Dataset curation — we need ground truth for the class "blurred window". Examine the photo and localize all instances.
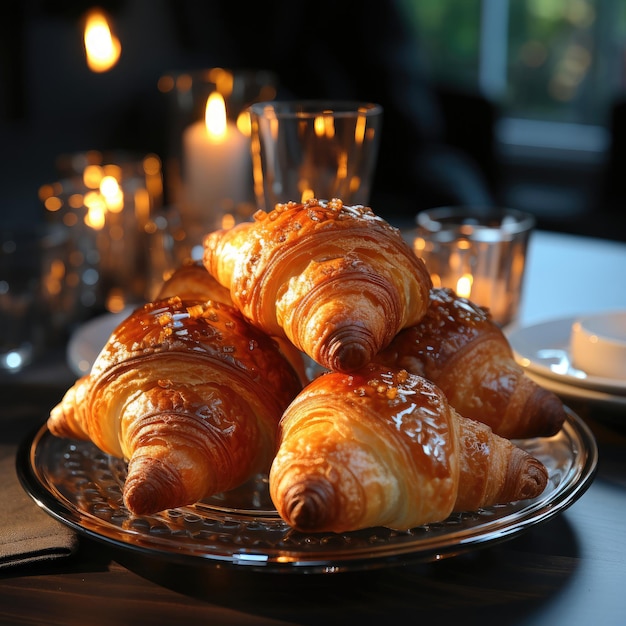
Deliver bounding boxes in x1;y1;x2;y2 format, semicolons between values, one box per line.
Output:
402;0;626;149
400;0;483;91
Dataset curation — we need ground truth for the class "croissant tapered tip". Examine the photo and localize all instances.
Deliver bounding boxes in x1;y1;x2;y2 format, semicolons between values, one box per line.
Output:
329;343;370;373
47;377;90;441
323;327;378;373
123;456;186;515
527;387;568;437
521;458;549;500
279;479;336;532
47;404;68;437
508;450;549;502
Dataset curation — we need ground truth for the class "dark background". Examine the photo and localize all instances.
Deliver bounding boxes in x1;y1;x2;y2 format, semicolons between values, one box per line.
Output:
2;0;625;240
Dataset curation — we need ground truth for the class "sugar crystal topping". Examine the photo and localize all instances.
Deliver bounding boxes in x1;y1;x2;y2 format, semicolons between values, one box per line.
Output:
259;198;386;226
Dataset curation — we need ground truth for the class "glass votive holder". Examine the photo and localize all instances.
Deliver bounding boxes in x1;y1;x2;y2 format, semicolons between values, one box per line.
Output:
55;149;164;211
39;171;156;315
158;68;278;236
0;225;72;372
406;207;536;327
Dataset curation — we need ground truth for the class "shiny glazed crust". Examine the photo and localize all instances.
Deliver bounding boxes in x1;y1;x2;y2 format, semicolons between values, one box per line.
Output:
377;288;567;438
48;297;302;515
203;199;432;373
269;363;548;533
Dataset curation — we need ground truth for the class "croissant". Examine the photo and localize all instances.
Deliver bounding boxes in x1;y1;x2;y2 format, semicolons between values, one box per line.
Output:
156;260;309;384
376;287;566;439
48;297;302;515
269;363;548;533
156;259;232;304
203;198;432;373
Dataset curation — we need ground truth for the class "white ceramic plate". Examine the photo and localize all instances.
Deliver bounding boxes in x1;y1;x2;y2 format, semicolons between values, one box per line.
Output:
507;317;626;396
66;308;134;376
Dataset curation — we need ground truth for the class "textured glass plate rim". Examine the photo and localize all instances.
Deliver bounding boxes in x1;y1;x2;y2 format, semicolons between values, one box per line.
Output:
508;317;626;395
17;408;597;574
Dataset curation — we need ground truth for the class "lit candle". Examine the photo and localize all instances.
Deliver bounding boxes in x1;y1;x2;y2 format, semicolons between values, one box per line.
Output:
455;273;473;299
182;92;251;230
83;8;121;73
408;232;509;323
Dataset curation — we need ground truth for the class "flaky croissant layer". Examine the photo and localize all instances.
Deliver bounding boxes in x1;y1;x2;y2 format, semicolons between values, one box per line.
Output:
48;297;302;515
270;363;548;533
203;198;432;373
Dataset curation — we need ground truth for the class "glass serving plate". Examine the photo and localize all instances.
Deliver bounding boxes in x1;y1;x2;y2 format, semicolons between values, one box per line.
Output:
17;408;597;574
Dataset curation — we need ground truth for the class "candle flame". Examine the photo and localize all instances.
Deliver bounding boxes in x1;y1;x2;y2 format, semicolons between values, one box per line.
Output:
83;9;121;73
205;92;228;140
100;175;124;212
456;274;473;299
84;191;107;230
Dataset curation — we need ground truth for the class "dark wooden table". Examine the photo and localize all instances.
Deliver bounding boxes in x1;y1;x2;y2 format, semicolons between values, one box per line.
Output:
2;231;626;625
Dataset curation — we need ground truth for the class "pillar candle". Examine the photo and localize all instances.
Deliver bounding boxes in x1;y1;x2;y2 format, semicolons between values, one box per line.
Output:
182;93;251;231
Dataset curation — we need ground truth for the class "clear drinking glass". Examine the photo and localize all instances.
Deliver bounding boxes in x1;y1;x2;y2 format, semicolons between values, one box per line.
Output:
249;100;383;211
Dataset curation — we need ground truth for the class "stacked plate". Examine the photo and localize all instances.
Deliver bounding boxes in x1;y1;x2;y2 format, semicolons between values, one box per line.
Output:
507;315;626;412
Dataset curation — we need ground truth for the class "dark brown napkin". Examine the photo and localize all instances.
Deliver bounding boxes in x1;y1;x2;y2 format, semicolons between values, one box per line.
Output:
1;370;80;569
0;451;78;569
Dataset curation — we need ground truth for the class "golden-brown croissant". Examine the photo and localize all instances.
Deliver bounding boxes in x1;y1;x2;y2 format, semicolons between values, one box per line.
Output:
156;260;309;385
269;363;548;533
203;198;432;373
48;297;302;515
376;287;566;439
156;259;232;304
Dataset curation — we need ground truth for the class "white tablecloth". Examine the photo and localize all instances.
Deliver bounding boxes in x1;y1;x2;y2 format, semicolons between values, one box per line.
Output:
518;230;626;328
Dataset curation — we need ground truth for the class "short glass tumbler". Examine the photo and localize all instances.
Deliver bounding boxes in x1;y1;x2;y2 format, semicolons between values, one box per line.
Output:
408;206;535;327
249;100;383;211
